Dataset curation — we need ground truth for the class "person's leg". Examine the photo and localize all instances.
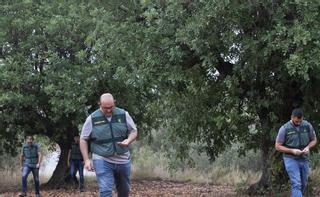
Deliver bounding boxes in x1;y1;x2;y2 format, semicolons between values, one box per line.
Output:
31;167;40;195
93;159;115;197
299;159;310;194
79;160;85;191
70;160;78;186
70;159;75;178
21;165;31;195
75;160;80;188
75;160;82;189
114;162;131;197
284;157;302;197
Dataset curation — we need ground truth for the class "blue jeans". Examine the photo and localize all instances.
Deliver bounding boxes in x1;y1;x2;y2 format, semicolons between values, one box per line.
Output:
70;159;84;189
22;165;40;194
284;157;309;197
93;160;131;197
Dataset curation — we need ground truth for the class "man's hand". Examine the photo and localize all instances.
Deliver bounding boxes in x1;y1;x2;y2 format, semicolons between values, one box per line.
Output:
36;163;40;168
292;149;303;156
20;166;23;171
84;159;94;171
117;139;130;147
302;146;310;154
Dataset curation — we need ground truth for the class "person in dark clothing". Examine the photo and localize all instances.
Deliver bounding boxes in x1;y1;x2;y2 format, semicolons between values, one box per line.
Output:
68;135;85;192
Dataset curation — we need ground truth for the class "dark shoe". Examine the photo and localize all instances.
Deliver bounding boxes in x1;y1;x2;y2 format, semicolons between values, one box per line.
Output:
18;193;26;197
80;188;84;192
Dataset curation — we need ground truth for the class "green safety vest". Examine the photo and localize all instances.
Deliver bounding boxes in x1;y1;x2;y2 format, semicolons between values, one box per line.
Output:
283;120;311;159
71;143;83;160
22;144;39;168
89;107;129;157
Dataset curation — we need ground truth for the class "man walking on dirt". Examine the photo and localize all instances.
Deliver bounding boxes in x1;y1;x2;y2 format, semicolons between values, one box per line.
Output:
68;134;85;192
19;135;42;197
80;93;138;197
275;108;317;197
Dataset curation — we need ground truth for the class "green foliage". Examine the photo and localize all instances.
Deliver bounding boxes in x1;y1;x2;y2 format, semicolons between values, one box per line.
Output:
0;1;150;151
1;0;320;191
132;0;320;191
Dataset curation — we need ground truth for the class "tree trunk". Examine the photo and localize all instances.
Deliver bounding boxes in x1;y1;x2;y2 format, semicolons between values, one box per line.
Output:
43;124;80;188
248;87;301;195
257;137;272;188
248;110;273;195
43;141;72;189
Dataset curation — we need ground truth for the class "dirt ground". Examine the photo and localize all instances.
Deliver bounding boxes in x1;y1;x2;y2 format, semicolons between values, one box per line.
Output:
0;180;249;197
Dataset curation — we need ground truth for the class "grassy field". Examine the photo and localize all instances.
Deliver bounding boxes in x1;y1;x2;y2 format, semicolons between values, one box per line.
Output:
1;143;320;196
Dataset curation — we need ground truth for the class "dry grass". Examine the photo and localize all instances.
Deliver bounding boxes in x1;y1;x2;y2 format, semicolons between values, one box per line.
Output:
208;167;261;185
131;146;171;180
0;168;54;193
131;146;261;185
133;165;261;185
309;168;320;195
0;169;21;191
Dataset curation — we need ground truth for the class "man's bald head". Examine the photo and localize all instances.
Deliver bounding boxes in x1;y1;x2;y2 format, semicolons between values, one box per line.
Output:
100;93;115;117
100;93;114;103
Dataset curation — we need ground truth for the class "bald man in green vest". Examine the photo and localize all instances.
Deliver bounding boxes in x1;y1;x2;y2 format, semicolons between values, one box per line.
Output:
80;93;138;197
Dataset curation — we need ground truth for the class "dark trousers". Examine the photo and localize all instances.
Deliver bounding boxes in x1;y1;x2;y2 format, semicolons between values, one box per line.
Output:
70;159;84;189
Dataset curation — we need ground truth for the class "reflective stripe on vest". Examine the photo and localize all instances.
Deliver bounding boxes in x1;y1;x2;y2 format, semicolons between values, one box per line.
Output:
89;107;129;157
